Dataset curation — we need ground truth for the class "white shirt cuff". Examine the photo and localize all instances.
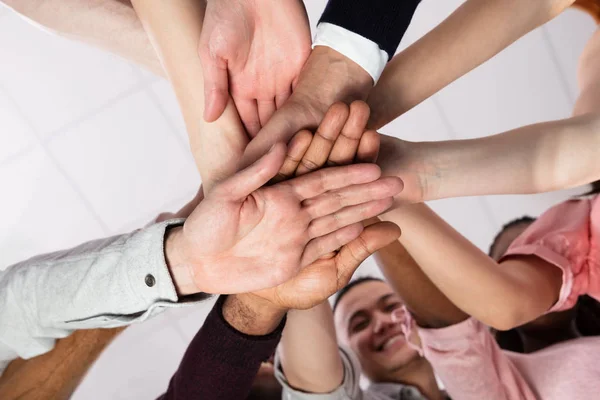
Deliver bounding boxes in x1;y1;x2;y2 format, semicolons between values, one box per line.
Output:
313;22;388;84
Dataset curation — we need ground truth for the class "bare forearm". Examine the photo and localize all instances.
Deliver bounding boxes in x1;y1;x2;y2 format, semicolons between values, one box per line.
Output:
3;0;164;77
130;0;247;190
381;113;600;201
368;0;574;129
435;114;600;197
223;294;286;336
279;302;343;393
382;204;560;330
374;213;468;328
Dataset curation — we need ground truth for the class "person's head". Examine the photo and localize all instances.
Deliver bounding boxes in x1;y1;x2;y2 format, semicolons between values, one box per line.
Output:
332;277;422;382
488;215;536;261
247;360;281;400
586;179;600;196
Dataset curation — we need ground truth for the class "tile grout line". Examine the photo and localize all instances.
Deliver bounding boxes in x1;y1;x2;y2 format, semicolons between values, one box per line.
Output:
540;25;576;107
0;143;37;169
41;78;157;146
111;188;197;235
1;85;111;234
431;96;459;140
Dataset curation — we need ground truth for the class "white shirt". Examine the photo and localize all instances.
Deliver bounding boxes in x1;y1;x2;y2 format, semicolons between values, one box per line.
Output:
0;219;206;375
313;23;389;84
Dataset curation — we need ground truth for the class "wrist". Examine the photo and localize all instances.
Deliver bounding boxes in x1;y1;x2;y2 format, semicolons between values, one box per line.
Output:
164;225;199;296
294;46;373;114
223;294;287;336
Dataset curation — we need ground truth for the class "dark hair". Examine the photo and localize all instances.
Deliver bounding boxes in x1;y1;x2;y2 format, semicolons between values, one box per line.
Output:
333;276;384;312
490;214;600;352
584;180;600;196
246;385;282;400
488;215;536;257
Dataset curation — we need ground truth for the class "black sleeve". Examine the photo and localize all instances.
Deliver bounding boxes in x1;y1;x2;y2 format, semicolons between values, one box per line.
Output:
157;295;285;400
319;0;422;59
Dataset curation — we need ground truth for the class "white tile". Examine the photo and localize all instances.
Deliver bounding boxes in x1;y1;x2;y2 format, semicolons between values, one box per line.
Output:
482;186;586;231
427;197;498;251
72;324;188;400
172;298;217;342
435;27;572;139
303;0;327;36
379;97;452;142
149;80;189;147
544;9;598;101
0;13;141;137
0;148;105;270
47;92;200;232
0;89;36;164
398;0;465;52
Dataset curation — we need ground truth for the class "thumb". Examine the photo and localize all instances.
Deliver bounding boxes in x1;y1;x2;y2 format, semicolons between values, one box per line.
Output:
201;52;230;122
216;143;287;201
336;222;401;287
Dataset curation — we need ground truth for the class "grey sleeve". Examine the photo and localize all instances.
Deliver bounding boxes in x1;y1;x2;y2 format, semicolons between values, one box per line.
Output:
0;219;208;362
274;346;364;400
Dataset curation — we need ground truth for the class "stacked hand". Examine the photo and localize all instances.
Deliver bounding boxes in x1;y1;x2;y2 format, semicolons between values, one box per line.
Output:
166;104;402;296
241;47;374;167
249;101;401;311
199;0;311;136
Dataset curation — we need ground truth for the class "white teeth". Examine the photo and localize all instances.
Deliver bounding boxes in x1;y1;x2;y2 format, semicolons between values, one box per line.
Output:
382;335;402;350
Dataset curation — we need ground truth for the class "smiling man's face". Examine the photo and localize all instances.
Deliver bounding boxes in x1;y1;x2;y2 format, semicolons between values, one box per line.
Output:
334;280;421;382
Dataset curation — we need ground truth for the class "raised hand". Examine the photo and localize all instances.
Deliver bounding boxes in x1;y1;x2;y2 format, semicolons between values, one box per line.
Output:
165;141;402;295
199;0;311;135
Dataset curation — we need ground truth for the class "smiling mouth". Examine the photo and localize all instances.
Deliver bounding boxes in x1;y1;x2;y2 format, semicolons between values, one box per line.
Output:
376;334;405;352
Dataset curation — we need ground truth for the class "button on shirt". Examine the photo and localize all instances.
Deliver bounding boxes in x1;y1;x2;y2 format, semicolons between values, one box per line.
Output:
0;219;208;376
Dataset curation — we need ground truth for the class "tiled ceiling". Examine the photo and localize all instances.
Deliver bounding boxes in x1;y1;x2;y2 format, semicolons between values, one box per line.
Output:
0;1;595;398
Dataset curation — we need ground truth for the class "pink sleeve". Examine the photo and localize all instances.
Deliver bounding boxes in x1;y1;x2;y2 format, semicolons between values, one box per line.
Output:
418;318;537;400
501;199;594;312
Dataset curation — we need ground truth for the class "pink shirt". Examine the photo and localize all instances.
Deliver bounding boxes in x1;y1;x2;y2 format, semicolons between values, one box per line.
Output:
418;318;600;400
503;195;600;312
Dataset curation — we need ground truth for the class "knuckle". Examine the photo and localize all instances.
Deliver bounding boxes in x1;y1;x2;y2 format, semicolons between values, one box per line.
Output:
299;158;320;172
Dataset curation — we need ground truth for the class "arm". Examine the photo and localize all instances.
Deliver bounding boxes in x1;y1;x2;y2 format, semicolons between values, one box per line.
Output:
271;102;383;397
372;210;468;329
158;294;286;400
377;113;600;203
278;303;343;393
367;0;576;129
0;219;199;362
130;0;246;191
374;211;539;400
0;191;202;398
379;203;563;331
315;0;422;83
0;327;125;400
240;0;423;167
1;0;164;77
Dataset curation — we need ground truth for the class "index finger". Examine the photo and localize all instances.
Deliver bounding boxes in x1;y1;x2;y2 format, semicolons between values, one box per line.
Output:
287;163;382;200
